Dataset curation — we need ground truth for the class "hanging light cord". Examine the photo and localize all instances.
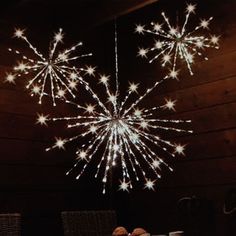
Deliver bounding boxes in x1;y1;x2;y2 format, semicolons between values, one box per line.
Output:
114;19;119;97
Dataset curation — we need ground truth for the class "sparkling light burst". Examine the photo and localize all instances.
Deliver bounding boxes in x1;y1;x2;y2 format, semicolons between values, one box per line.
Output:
6;28;94;106
136;3;220;75
38;73;192;193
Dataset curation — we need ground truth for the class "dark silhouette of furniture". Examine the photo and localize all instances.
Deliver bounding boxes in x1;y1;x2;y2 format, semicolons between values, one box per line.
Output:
61;210;117;236
0;213;21;236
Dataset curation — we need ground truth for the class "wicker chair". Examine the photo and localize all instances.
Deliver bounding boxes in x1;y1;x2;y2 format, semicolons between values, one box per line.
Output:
61;210;117;236
0;213;21;236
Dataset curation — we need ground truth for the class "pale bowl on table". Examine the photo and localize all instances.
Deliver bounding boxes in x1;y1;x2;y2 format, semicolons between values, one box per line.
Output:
169;231;184;236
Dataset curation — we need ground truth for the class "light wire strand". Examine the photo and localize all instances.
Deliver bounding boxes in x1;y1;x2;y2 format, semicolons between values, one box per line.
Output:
114;19;119;97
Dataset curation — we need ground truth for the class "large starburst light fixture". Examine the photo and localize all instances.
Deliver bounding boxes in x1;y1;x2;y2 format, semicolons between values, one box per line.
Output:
38;23;192;193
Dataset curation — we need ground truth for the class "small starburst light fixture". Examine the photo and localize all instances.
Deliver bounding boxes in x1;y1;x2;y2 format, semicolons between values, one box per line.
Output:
6;28;93;105
136;3;220;75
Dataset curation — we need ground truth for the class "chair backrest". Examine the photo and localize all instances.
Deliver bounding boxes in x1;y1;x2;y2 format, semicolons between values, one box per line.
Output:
0;213;21;236
61;210;117;236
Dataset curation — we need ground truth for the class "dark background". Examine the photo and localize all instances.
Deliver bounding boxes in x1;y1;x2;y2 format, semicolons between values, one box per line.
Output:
0;0;235;235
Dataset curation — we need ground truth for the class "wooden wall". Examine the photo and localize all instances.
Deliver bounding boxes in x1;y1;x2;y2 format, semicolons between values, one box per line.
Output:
0;23;114;236
0;0;235;235
107;0;236;235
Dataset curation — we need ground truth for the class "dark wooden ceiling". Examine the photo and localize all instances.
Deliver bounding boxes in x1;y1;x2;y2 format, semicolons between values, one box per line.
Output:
0;0;159;31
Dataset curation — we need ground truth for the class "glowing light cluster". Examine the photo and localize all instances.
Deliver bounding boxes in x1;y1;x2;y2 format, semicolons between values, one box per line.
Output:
136;3;220;75
6;28;95;106
37;74;192;193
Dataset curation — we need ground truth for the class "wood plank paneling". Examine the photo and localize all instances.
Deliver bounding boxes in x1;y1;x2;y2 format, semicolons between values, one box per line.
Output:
0;165;69;185
152;76;236;113
0;87;80;116
134;50;236;95
0;137;78;163
164;156;236;187
172;102;236;133
179;128;236;160
0;111;77;142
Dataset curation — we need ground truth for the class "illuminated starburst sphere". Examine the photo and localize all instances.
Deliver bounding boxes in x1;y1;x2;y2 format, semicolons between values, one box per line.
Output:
6;28;95;106
136;3;220;75
38;74;192;193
